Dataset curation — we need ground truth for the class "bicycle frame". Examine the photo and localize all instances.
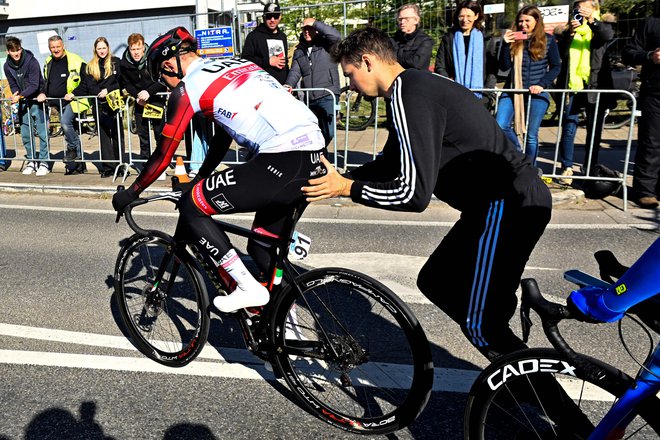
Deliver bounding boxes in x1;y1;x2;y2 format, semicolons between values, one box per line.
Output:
120;191;336;359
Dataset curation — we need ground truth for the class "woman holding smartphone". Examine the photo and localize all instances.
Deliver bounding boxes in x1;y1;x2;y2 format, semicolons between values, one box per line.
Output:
495;5;561;166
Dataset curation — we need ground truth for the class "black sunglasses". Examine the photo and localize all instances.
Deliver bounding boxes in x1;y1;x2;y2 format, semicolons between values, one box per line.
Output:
265;13;281;20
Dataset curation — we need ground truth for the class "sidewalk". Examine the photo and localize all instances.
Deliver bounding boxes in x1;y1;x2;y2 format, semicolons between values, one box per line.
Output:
0;120;651;213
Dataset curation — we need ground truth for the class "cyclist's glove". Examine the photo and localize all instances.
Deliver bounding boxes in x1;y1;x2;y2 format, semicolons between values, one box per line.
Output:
112;187;138;212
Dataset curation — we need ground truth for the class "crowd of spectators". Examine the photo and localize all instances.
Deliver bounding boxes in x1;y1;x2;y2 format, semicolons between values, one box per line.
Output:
0;0;657;208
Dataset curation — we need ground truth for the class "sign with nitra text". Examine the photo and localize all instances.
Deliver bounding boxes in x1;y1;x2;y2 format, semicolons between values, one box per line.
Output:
195;27;234;58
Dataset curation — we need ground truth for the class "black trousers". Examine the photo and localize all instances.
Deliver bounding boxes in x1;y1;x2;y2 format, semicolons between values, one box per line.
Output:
633;94;660;199
95;107;124;173
134;108;165;160
417;191;551;361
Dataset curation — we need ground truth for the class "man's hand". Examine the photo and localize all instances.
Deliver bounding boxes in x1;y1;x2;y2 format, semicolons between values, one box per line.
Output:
301;155;352;202
112;187;138;213
137;90;150;102
269;55;286;69
11;91;21;105
63;93;75;101
302;18;316;28
37;93;47;103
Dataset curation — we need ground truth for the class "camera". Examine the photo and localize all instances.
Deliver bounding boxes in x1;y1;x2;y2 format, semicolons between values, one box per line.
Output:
573;9;584;25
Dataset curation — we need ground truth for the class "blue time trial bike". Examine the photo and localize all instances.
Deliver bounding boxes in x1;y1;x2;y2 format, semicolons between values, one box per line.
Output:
464;236;660;439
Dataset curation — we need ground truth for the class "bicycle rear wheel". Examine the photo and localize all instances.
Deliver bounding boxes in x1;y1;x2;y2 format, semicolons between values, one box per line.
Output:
336;86;377;131
114;233;210;367
271;268;434;435
464;347;660;439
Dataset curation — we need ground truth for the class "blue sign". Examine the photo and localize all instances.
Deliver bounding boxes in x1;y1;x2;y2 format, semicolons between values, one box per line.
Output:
195;27;234;58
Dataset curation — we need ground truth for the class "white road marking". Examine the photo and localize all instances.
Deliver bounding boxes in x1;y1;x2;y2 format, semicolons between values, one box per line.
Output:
0;204;656;229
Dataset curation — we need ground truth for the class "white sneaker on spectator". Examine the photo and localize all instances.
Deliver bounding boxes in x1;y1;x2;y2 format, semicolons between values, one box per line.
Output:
35;163;50;177
188;169;198;179
22;162;37;175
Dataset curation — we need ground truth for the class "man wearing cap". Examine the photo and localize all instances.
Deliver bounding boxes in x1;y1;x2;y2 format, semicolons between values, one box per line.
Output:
242;2;289;84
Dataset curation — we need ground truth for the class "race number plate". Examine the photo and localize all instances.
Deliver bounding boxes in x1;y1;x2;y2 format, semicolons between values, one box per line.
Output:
289;231;311;260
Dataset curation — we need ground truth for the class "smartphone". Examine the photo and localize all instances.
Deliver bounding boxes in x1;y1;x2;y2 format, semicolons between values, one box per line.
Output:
573;9;584;25
512;31;528;40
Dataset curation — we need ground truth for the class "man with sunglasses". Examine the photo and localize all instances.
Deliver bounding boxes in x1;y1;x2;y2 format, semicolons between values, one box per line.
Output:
242;2;289;84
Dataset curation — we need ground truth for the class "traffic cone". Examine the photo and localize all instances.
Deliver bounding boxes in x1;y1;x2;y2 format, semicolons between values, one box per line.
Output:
174;156;190;183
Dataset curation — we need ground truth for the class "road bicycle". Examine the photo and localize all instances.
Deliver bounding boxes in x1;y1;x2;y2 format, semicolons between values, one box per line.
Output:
464;240;660;439
336;86;378;131
113;189;434;434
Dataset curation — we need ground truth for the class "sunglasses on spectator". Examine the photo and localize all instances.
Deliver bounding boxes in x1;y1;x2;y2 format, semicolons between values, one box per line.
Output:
265;14;281;20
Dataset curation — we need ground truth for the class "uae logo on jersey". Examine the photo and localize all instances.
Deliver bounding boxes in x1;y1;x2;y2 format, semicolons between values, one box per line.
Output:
211;194;234;212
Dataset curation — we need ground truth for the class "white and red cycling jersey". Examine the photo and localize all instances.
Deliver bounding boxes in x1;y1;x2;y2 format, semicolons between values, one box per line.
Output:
131;57;324;193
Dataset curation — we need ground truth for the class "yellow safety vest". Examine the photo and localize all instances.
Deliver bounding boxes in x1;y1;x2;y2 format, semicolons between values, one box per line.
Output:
44;50;90;113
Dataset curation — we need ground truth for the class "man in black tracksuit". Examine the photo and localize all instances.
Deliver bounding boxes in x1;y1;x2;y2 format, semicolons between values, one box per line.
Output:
303;28;552;361
242;2;289;85
623;11;660;209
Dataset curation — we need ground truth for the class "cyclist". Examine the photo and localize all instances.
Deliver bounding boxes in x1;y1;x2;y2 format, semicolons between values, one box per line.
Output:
112;27;327;313
303;27;552;361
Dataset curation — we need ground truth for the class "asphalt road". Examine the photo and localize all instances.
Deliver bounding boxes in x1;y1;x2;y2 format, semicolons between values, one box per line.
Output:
0;192;658;440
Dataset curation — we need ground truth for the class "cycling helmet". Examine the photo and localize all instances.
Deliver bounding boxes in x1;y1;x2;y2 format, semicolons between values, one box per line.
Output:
146;27;197;80
582;164;622;199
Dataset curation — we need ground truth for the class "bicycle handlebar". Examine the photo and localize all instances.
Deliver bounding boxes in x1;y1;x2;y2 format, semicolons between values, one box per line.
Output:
114;185;181;236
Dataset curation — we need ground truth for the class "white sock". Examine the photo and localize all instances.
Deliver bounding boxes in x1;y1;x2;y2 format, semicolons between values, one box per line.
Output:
213;249;269;313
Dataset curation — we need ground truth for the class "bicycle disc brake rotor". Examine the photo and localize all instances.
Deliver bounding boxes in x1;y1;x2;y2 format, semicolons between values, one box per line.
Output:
133;284;165;332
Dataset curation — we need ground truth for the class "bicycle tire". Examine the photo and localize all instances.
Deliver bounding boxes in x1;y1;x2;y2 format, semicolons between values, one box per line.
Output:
336;86;377;131
114;233;210;367
464;347;660;439
271;268;434;435
129;105;138;134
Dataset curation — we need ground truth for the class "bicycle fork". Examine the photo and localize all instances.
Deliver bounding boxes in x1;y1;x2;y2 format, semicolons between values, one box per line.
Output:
590;345;660;439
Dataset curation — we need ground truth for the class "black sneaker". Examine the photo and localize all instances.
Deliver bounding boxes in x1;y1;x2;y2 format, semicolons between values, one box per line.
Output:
64;149;78;163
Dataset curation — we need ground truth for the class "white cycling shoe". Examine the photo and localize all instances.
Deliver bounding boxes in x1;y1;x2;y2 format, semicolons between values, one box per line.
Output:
213;285;269;313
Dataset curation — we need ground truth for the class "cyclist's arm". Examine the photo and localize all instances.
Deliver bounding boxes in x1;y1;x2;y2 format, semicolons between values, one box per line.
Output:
129;84;195;194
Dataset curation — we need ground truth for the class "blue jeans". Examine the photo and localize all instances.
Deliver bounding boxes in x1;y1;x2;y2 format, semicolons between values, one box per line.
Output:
0;115;6;168
20;102;48;162
559;94;607;170
495;94;549;166
58;103;82;157
308;94;337;148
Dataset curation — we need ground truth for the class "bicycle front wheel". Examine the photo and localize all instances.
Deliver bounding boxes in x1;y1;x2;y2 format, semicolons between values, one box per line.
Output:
464;347;660;439
114;233;210;367
271;268;433;435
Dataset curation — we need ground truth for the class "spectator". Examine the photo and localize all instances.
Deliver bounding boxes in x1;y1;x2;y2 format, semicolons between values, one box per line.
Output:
285;17;341;147
71;37;123;178
555;0;615;184
304;27;552;361
623;11;660;209
434;0;498;105
391;3;433;70
242;2;289;85
120;33;167;172
0;116;6;171
37;35;90;175
3;37;49;176
495;6;561;166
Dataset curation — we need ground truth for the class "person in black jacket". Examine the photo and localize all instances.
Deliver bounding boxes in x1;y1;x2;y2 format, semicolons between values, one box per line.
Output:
390;3;433;70
304;27;552;362
242;2;289;84
623;11;660;209
120;33;167;170
285;18;341;147
3;37;49;175
70;37;124;177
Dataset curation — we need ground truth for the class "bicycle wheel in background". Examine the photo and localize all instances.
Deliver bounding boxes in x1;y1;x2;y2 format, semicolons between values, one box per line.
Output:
271;268;434;435
464;347;660;439
114;233;210;367
336;86;377;131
